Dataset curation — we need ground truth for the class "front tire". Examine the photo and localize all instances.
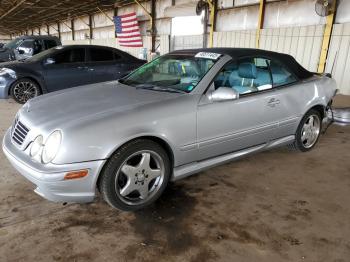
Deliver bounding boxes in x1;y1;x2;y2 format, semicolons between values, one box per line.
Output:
290;109;322;152
10;78;41;104
98;139;171;211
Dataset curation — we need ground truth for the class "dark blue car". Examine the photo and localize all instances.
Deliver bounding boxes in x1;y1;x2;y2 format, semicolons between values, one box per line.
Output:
0;45;146;103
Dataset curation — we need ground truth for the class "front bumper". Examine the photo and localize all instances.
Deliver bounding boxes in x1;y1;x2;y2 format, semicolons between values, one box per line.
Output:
0;75;16;99
2;128;106;203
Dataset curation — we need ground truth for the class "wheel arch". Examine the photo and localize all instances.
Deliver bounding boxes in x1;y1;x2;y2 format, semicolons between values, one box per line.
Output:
96;135;175;189
307;104;326;120
9;76;43;96
136;136;175;169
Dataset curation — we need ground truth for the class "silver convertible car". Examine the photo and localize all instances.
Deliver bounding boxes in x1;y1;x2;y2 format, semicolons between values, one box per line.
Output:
3;48;337;211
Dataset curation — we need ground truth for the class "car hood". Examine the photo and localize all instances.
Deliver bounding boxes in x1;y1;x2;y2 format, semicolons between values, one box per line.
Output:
21;81;183;129
0;60;29;69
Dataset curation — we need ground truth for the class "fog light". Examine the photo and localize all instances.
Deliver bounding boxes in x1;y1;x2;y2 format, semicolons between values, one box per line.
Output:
64;170;88;180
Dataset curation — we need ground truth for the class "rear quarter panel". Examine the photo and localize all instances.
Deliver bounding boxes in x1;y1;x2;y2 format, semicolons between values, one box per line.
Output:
275;75;337;135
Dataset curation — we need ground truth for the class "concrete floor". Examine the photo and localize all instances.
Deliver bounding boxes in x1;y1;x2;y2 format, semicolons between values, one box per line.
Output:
0;96;349;262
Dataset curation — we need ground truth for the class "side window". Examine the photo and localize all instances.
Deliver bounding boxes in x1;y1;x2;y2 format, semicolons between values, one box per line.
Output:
213;57;272;95
89;48;114;62
113;51;122;61
19;40;34;49
53;48;85;64
253;58;273;90
44;40;58;49
33;40;43;55
18;40;34;55
270;60;297;87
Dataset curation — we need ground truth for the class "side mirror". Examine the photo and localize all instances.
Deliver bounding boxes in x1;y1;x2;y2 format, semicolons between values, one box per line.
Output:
44;58;55;65
18;49;25;55
208;87;239;102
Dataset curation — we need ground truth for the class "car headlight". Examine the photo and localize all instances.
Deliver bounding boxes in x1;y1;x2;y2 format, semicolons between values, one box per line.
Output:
42;131;62;164
0;68;16;78
30;135;43;157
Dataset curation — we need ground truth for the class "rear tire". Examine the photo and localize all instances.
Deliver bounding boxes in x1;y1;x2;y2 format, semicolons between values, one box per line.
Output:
10;78;41;104
289;109;322;152
98;139;171;211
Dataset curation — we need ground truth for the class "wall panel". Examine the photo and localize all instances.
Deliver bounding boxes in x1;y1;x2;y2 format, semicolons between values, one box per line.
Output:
171;35;203;51
326;23;350;95
160;35;170;55
91;38;117;48
213;30;256;48
259;25;324;72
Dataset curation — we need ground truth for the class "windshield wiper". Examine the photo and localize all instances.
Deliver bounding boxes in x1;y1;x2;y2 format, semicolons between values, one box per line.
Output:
136;84;186;94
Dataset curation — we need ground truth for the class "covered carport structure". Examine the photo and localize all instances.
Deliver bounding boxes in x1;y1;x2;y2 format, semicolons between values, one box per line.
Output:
0;1;350;261
1;1;350;95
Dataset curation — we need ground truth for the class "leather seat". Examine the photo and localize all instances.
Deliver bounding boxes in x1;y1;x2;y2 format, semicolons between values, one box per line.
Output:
214;62;238;88
255;68;272;88
231;63;257;94
269;62;295;85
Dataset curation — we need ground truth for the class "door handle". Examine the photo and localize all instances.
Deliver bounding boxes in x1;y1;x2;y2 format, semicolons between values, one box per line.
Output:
267;98;280;107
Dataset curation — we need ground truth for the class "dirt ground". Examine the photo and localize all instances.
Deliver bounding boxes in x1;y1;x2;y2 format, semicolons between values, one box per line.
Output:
0;96;349;262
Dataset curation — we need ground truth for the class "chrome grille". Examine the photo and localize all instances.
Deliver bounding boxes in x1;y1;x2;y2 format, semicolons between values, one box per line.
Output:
12;119;29;146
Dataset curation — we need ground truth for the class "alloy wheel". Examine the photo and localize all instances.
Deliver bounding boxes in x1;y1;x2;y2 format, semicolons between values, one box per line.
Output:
115;150;165;205
13;81;38;103
301;114;321;149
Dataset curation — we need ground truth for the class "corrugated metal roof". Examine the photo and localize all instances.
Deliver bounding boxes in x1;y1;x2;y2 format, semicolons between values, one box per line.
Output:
0;0;139;35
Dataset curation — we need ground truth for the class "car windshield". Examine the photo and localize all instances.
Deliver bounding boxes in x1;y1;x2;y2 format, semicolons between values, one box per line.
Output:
4;38;23;49
121;53;219;93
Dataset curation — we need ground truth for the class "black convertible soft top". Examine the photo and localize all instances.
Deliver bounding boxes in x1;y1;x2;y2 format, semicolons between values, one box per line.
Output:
170;48;314;80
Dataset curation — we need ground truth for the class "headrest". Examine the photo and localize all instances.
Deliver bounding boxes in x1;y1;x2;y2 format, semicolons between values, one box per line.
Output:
225;62;238;71
269;62;284;74
238;63;257;79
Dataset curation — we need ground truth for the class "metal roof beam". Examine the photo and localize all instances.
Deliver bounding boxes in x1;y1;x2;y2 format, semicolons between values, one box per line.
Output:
0;0;27;21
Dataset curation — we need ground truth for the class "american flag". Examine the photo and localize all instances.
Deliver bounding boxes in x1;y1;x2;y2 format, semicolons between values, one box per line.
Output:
114;12;143;47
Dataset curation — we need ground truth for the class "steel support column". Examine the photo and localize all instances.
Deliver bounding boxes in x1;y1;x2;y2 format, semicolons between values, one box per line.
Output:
256;0;265;48
203;5;209;48
151;0;156;52
318;0;337;73
57;22;61;40
134;0;154;51
207;0;217;48
89;15;93;39
114;7;118;38
71;19;75;40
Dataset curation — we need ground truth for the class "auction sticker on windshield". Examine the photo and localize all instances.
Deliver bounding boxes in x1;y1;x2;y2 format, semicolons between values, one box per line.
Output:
195;52;221;60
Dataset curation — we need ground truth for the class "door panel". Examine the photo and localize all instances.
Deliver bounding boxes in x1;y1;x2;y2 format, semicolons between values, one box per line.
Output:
44;64;91;92
267;86;305;139
43;47;91;92
86;47;124;83
268;60;302;138
196;93;279;161
86;61;121;83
